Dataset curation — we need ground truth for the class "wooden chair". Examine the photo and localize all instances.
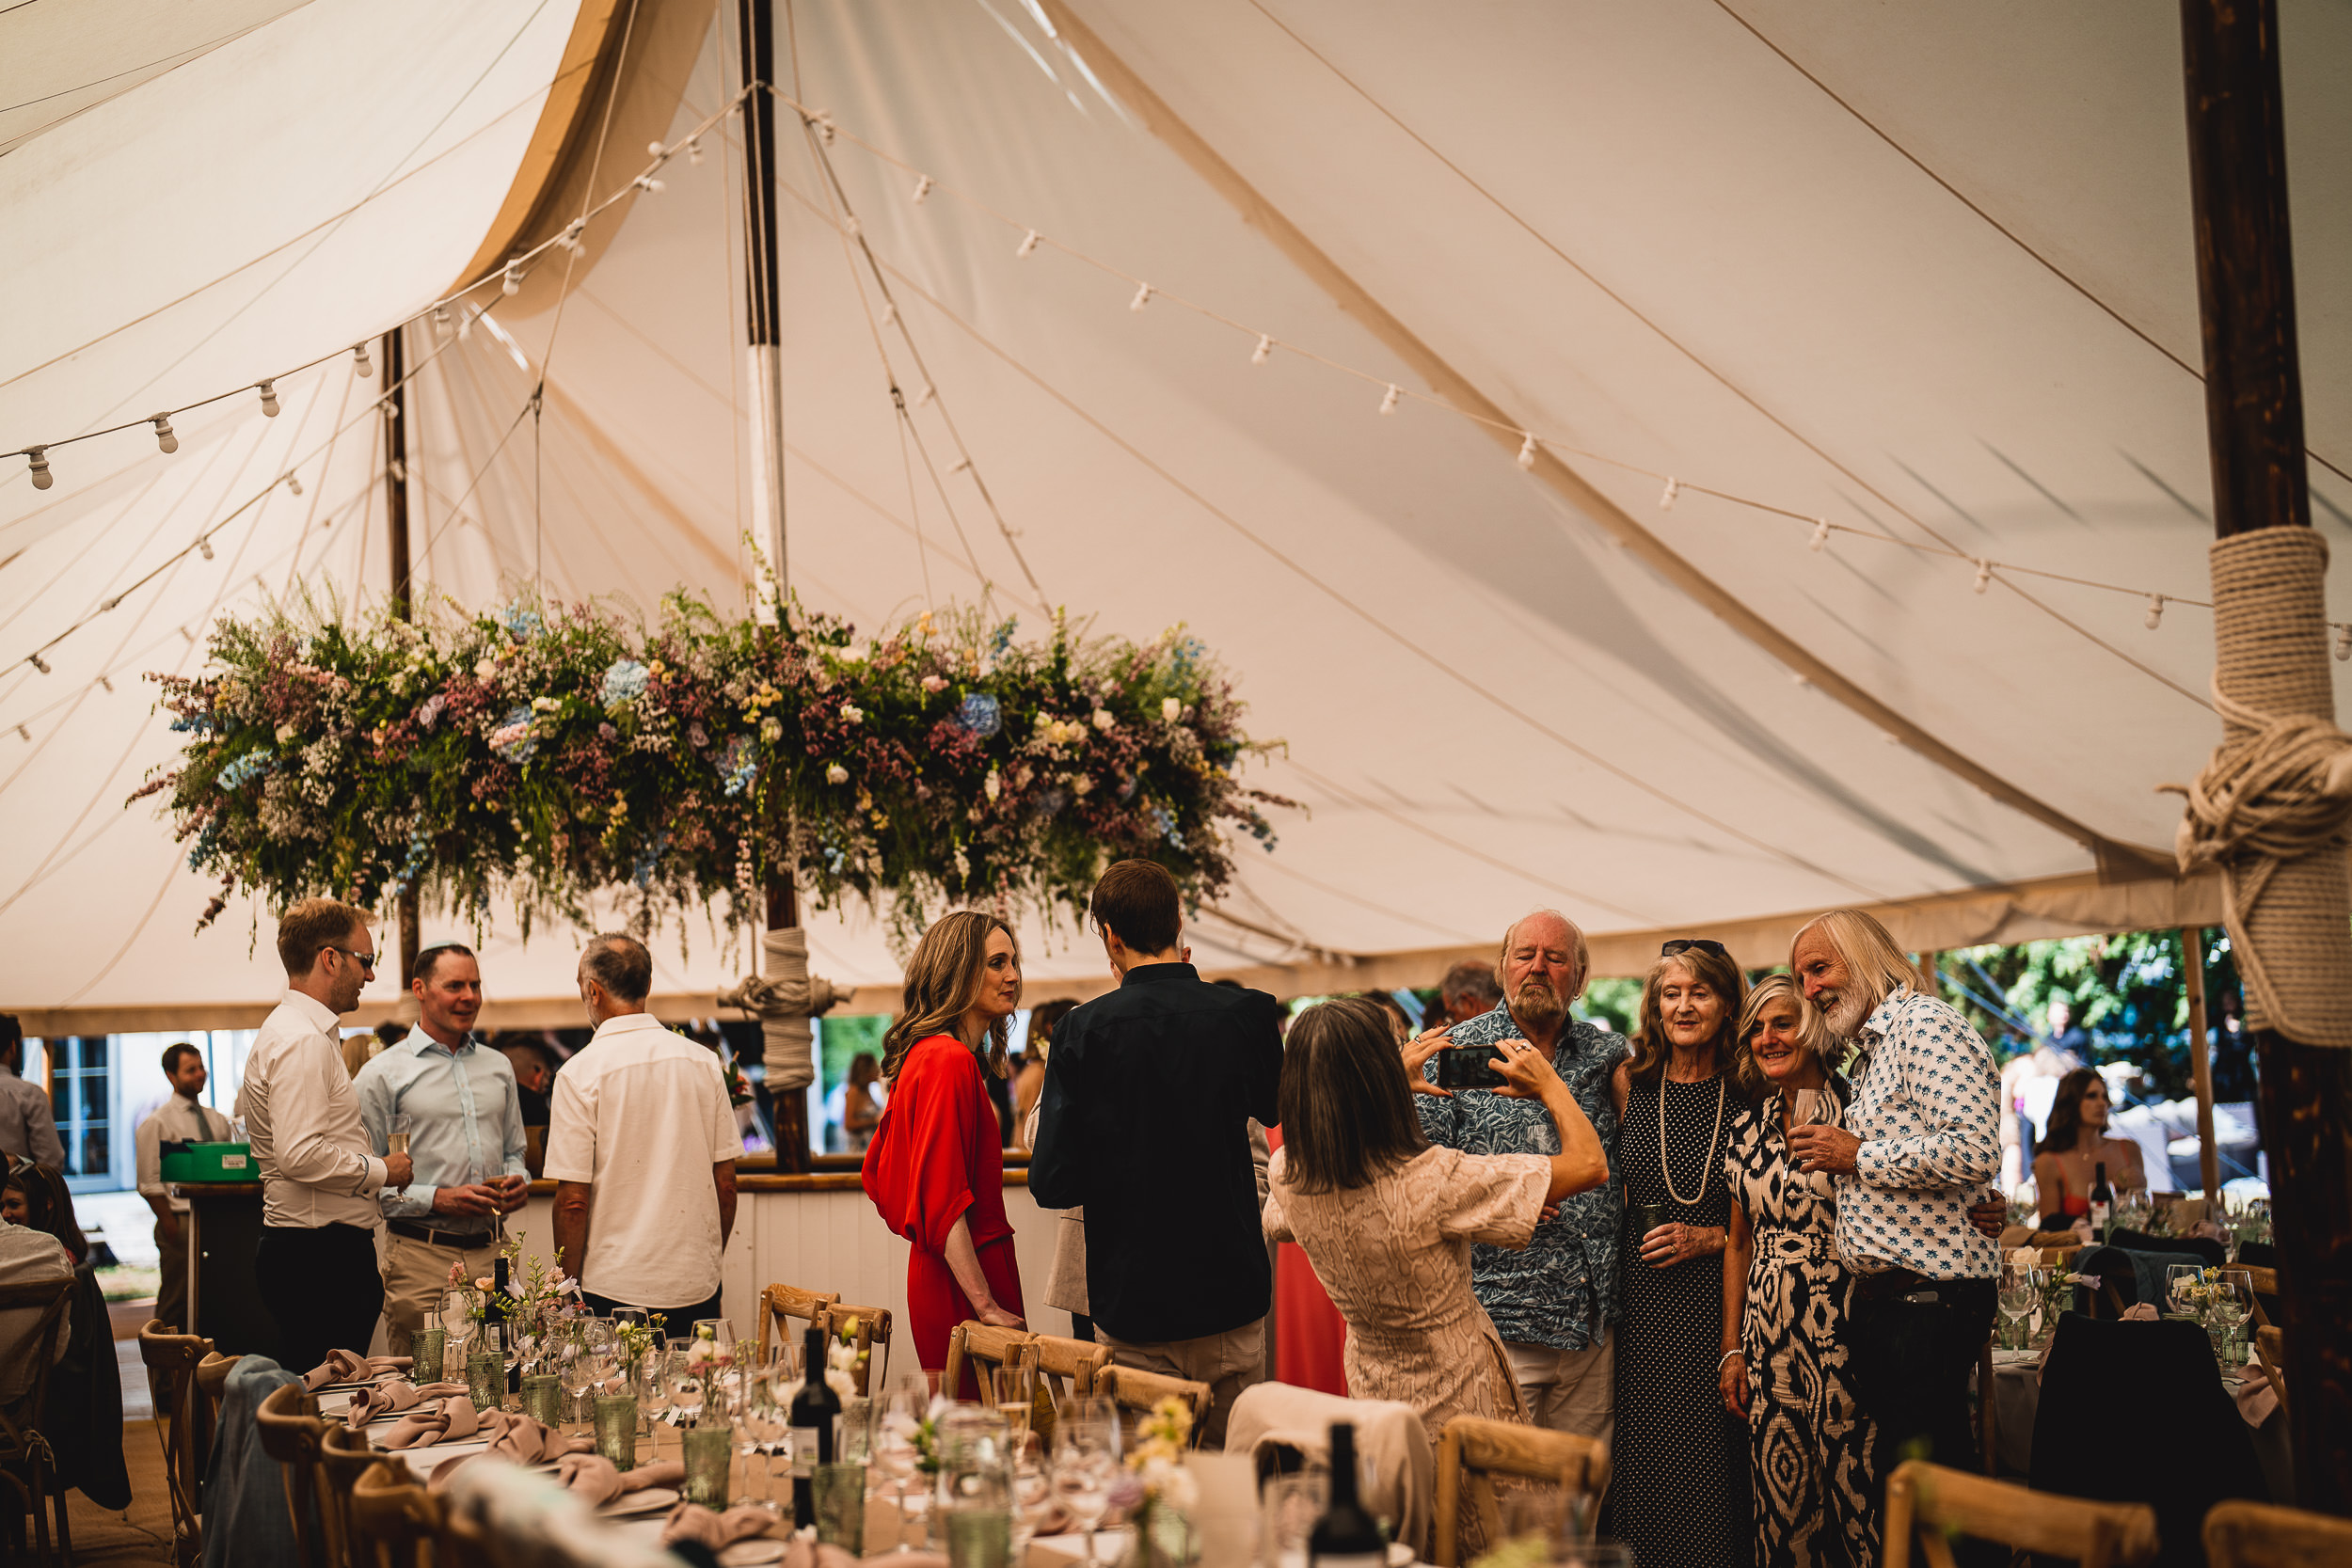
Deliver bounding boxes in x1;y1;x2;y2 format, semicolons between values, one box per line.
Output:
755;1283;839;1366
1432;1415;1610;1568
1028;1332;1111;1404
1094;1365;1213;1448
0;1275;75;1568
2203;1498;2352;1566
256;1381;337;1568
942;1322;1034;1403
822;1302;895;1396
138;1319;218;1567
2253;1326;2287;1422
348;1460;441;1568
318;1423;385;1568
1883;1459;2158;1568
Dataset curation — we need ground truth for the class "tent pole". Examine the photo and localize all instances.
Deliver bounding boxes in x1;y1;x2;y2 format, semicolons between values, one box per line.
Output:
2180;927;2222;1202
2178;0;2348;1510
383;325;421;993
736;0;809;1172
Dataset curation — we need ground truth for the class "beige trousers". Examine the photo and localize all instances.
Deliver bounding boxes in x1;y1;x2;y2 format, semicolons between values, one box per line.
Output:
381;1230;503;1362
1098;1317;1265;1450
1504;1332;1615;1449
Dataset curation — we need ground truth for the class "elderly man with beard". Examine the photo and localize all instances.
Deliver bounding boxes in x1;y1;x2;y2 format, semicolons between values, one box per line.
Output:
1410;911;1627;1442
1788;909;2001;1481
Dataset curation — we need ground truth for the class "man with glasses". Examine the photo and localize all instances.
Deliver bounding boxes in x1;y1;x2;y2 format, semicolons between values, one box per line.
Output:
1410;910;1628;1443
237;898;413;1371
356;942;529;1361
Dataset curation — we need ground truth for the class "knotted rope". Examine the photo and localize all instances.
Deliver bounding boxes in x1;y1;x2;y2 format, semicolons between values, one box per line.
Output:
2165;527;2352;1048
717;927;843;1092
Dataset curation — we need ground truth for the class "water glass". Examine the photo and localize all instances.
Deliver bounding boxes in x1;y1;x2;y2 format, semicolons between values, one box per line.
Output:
814;1461;867;1551
1050;1414;1117;1566
411;1327;446;1385
1995;1263;2037;1349
2166;1264;2211;1320
682;1423;733;1506
876;1381;928;1552
595;1393;640;1466
939;1440;1013;1568
468;1323;509;1410
521;1372;564;1427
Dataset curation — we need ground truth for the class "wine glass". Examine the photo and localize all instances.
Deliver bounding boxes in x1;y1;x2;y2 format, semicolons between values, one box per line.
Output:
993;1364;1034;1446
564;1321;618;1433
440;1290;478;1367
639;1348;674;1458
1996;1264;2038;1350
2167;1263;2210;1320
694;1319;738;1357
1008;1433;1052;1568
2209;1271;2250;1361
1051;1411;1117;1564
734;1356;787;1509
666;1340;707;1430
875;1375;928;1552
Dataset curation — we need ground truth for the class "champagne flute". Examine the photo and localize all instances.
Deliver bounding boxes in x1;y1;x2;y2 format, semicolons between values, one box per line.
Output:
388;1113;413;1156
639;1349;674;1459
875;1377;927;1552
1996;1263;2037;1349
993;1363;1034;1445
1051;1412;1116;1564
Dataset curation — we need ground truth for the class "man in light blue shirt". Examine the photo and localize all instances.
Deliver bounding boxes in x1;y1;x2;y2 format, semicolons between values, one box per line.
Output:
355;942;529;1360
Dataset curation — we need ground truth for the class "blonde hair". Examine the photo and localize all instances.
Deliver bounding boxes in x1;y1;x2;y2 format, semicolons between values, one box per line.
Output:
1499;910;1591;1003
1794;909;1919;1024
1730;974;1832;1101
881;911;1021;1081
1629;945;1747;1088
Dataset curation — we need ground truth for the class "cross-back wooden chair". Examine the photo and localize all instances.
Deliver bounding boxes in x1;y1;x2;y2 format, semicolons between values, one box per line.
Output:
1094;1365;1212;1449
1028;1332;1111;1405
1;1275;76;1568
1883;1459;2158;1568
2203;1498;2352;1566
942;1322;1033;1404
822;1303;895;1396
348;1459;441;1568
138;1319;218;1566
1432;1415;1610;1568
256;1381;342;1568
755;1283;839;1366
318;1423;388;1568
2253;1326;2287;1422
196;1352;240;1422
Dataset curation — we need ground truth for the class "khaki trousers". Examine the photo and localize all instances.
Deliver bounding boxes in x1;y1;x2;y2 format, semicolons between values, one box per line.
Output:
1098;1317;1265;1449
1504;1332;1615;1449
381;1230;503;1362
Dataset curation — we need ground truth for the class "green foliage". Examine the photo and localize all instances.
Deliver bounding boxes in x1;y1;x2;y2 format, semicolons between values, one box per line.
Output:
1575;977;1641;1037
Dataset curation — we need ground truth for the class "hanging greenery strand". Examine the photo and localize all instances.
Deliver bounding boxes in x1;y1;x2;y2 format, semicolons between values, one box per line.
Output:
137;591;1292;942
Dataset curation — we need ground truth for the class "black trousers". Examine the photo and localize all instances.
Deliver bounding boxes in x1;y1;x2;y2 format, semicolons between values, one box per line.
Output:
1843;1272;1996;1479
256;1223;385;1375
584;1287;723;1335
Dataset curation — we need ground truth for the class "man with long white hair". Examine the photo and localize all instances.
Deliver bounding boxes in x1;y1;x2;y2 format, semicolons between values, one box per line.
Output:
1787;908;2000;1480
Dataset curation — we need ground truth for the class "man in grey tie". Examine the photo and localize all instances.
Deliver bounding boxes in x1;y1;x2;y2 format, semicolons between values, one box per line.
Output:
135;1043;233;1333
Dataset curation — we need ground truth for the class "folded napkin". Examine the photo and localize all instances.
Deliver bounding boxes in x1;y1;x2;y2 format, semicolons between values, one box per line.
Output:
344;1379;469;1431
660;1502;778;1550
2236;1348;2281;1427
304;1349;413;1391
550;1453;687;1507
381;1394;483;1449
481;1409;598;1466
2121;1304;2160;1322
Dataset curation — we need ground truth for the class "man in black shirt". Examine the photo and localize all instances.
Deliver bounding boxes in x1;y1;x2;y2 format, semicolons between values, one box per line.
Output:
1030;860;1282;1445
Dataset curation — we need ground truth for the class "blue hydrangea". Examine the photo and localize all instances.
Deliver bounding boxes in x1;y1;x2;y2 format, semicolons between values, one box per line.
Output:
990;620;1017;655
600;659;649;710
1168;635;1206;681
501;604;543;640
169;713;215;734
721;736;757;798
955;693;1003;737
1151;803;1184;847
215;750;273;790
491;705;538;763
631;832;671;888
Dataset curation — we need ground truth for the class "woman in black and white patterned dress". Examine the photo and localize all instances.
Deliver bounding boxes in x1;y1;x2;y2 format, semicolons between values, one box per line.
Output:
1609;940;1749;1568
1718;974;1875;1568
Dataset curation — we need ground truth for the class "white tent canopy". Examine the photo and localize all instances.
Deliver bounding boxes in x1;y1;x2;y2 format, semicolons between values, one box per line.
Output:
5;0;2344;1028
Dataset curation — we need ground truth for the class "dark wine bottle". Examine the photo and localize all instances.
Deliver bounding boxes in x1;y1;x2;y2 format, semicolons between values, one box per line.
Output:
1309;1422;1385;1568
789;1324;841;1529
489;1256;518;1393
2089;1161;2113;1243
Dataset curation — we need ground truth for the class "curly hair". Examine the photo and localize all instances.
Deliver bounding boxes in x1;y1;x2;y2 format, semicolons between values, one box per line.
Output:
1628;943;1749;1090
880;911;1022;1080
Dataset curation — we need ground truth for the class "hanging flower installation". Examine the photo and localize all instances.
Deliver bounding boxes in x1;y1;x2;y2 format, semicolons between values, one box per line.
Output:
138;594;1291;939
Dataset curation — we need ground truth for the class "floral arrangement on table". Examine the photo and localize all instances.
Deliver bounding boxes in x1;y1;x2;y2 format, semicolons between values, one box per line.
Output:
824;1315;870;1401
1109;1395;1199;1565
140;592;1291;942
2040;1268;2099;1337
444;1234;583;1332
613;1310;667;1373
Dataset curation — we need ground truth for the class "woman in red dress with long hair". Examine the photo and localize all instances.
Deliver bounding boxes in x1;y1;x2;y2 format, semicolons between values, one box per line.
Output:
861;910;1028;1395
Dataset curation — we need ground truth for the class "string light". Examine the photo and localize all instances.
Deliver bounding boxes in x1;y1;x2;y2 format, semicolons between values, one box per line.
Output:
1129;282;1153;312
1378;384;1400;416
99;675;113;693
1660;476;1678;510
2145;594;2166;630
913;383;935;408
285;472;303;496
1973;560;1994;593
353;342;373;378
26;447;51;489
433;306;453;336
880;300;897;325
812;109;837;145
151;415;177;453
14;726;25;742
257;380;280;417
912;174;933;203
198;536;213;560
647;140;666;159
177;626;195;644
841;214;860;238
1017;230;1040;258
29;654;51;674
2338;626;2351;661
688;136;705;166
1516;433;1537;469
502;263;526;296
950;456;973;474
1808;518;1830;552
1250;334;1272;366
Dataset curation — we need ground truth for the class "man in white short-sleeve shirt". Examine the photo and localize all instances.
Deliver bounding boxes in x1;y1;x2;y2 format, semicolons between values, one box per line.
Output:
546;932;742;1323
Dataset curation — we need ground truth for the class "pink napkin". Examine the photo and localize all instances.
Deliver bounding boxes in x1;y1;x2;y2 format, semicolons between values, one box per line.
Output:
2121;1304;2159;1322
2236;1349;2281;1427
551;1452;688;1506
476;1409;597;1466
380;1394;483;1449
305;1350;413;1391
344;1380;468;1431
660;1502;778;1550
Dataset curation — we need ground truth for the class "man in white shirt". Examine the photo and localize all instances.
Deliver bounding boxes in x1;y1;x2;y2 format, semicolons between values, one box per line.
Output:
546;933;741;1323
234;898;414;1372
134;1043;232;1332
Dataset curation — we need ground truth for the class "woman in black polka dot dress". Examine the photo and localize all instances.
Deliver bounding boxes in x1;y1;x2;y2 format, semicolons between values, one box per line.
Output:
1607;940;1749;1568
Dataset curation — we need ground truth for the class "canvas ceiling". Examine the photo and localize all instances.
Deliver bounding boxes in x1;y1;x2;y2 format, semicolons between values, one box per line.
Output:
4;0;2342;1027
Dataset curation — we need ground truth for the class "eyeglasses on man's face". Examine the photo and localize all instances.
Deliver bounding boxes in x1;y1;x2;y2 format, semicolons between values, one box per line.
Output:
326;944;378;973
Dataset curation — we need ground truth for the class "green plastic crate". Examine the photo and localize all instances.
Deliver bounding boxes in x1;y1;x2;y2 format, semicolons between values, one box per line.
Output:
160;1142;255;1182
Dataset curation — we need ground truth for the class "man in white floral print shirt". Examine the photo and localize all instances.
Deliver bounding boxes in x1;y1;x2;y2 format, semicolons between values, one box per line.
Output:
1788;908;2000;1482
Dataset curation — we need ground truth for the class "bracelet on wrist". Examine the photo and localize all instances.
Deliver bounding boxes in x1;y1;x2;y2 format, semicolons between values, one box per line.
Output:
1717;1349;1742;1369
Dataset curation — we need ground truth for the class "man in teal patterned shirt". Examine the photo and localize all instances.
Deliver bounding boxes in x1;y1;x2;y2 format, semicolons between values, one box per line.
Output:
1414;911;1627;1443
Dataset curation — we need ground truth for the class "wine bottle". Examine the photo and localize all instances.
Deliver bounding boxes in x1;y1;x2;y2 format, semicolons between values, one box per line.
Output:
1309;1422;1385;1568
789;1324;841;1529
2089;1160;2113;1243
490;1256;518;1393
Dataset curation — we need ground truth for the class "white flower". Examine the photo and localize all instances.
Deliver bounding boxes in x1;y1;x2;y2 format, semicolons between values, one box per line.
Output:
841;704;865;723
275;722;299;745
1092;708;1115;732
532;695;560;712
826;763;850;784
474;658;498;681
984;768;1001;801
1161;697;1183;721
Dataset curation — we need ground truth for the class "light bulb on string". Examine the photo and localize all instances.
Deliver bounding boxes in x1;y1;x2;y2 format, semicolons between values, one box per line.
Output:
1973;560;1993;594
2337;626;2352;662
1660;477;1679;511
2145;594;2166;630
688;136;704;166
13;726;25;742
880;300;898;326
647;140;666;159
1516;433;1537;469
29;653;51;674
353;342;373;378
25;447;52;490
433;306;452;335
98;675;113;693
1250;335;1272;366
1378;384;1400;416
634;171;664;194
285;472;303;496
502;263;526;296
151;415;178;453
1808;518;1830;552
913;383;935;408
1129;282;1153;311
912;174;933;203
198;536;214;561
1017;230;1040;258
258;379;279;416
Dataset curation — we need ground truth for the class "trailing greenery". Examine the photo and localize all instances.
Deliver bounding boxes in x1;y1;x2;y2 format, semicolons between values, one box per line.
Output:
140;592;1292;942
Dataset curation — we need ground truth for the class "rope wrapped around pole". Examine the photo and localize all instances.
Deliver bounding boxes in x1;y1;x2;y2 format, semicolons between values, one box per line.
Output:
2168;529;2352;1048
716;927;843;1091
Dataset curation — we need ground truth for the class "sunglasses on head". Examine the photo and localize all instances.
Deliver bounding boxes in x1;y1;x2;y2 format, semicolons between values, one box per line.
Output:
1661;938;1729;959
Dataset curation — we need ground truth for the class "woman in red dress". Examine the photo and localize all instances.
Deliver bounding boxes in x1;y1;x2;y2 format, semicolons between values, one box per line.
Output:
861;910;1028;1396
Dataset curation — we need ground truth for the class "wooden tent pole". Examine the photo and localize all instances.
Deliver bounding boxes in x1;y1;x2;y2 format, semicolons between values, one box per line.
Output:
2178;0;2349;1509
383;325;421;992
2180;927;2222;1202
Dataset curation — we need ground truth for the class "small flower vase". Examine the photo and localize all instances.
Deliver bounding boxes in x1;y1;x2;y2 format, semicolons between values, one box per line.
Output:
682;1424;732;1506
596;1394;639;1466
412;1327;446;1385
1115;1499;1196;1568
466;1348;503;1410
522;1373;564;1427
814;1461;866;1552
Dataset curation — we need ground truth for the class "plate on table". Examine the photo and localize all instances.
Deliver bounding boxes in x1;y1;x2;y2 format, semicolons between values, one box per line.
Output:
599;1487;679;1517
717;1542;787;1566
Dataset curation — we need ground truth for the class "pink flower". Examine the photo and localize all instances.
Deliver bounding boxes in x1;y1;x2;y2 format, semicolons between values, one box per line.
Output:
921;675;947;693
